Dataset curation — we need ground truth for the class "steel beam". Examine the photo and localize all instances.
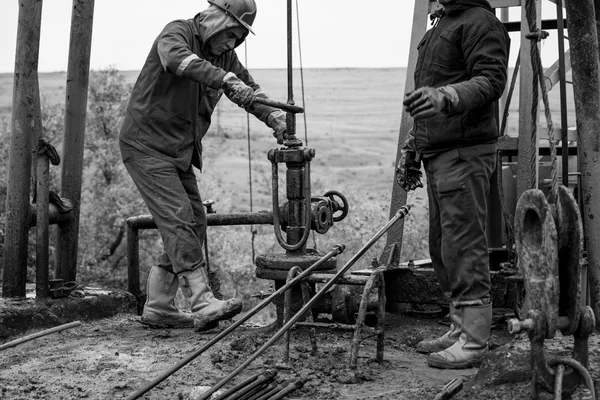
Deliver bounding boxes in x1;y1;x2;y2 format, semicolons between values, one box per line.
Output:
2;0;43;298
382;0;429;266
55;0;95;282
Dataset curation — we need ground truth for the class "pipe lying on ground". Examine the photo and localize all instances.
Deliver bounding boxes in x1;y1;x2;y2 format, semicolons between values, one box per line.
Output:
126;244;345;400
0;321;82;351
197;205;411;400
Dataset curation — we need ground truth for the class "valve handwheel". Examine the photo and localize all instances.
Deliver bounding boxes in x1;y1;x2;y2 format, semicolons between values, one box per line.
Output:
324;190;349;222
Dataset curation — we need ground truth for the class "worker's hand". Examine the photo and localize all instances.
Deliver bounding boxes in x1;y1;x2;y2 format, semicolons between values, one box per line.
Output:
267;110;287;144
395;147;423;192
403;87;448;120
222;72;254;108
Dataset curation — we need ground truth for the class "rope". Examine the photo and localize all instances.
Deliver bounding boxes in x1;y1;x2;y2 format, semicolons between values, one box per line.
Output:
525;0;559;202
244;42;257;261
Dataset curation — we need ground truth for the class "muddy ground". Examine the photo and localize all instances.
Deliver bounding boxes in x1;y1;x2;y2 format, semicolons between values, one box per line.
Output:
0;310;598;400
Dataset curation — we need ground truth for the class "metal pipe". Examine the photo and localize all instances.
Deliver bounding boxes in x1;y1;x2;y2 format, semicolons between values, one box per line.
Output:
36;144;50;299
0;321;81;351
212;372;261;400
555;0;569;187
55;0;95;282
565;0;600;329
28;204;72;227
125;244;345;400
286;0;296;139
253;97;303;114
3;0;43;298
125;211;274;230
126;224;141;297
197;206;411;400
269;379;304;400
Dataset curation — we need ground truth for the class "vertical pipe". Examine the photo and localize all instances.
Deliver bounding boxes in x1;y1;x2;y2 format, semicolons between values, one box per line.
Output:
2;0;43;298
381;0;430;265
555;0;569;187
55;0;95;282
286;0;296;139
564;0;600;329
126;224;141;297
36;146;50;299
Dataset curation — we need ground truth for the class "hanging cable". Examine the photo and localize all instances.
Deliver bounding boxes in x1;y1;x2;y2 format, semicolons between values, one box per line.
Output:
295;0;308;146
244;41;257;261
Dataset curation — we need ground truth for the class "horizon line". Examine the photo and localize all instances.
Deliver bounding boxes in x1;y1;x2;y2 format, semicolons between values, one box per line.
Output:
0;66;409;75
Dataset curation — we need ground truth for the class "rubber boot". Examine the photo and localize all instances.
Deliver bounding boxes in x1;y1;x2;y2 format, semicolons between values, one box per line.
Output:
427;303;492;369
416;304;462;354
178;268;243;332
141;266;194;328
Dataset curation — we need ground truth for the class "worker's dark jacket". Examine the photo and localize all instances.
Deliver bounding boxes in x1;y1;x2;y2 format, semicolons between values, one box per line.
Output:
413;0;510;155
120;10;276;171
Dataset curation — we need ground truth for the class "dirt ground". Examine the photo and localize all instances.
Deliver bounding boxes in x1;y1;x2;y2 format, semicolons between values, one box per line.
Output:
1;308;598;400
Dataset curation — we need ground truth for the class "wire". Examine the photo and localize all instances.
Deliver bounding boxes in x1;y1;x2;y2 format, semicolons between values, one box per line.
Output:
244;41;257;261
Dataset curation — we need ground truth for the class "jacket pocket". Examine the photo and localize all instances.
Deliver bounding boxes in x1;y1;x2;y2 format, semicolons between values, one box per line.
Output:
431;30;463;70
142;104;192;159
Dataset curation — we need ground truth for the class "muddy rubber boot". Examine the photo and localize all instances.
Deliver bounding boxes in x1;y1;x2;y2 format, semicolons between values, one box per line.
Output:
178;268;243;332
141;266;194;329
416;304;462;354
427;303;492;369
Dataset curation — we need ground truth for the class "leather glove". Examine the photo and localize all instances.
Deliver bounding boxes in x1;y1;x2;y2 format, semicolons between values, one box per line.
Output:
403;86;449;120
395;134;424;192
266;110;287;144
222;72;254;108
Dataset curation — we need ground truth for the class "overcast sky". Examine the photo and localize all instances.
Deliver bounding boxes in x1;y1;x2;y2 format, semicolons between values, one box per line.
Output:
0;0;562;73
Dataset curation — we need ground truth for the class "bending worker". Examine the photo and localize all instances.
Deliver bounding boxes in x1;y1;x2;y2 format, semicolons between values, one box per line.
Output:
119;0;286;331
396;0;509;368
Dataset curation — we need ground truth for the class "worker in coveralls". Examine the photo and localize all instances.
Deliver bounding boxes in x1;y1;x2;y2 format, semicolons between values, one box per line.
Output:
396;0;509;368
119;0;287;331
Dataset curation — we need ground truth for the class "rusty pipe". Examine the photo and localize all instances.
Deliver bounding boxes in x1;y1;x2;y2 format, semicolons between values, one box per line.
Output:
35;147;50;299
125;210;275;230
253;97;303;114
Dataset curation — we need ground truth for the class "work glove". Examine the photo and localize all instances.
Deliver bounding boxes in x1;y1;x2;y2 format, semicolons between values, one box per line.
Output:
395;133;423;192
222;72;254;108
403;86;450;120
266;110;287;144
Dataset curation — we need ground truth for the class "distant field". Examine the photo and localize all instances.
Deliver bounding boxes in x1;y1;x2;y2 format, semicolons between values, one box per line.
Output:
0;67;577;218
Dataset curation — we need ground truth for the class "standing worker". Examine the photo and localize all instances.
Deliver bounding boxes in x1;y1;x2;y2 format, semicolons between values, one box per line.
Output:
119;0;287;331
396;0;509;368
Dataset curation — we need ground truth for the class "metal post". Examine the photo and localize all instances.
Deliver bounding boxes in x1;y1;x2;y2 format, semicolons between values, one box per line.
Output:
381;0;430;265
36;144;50;299
2;0;43;298
55;0;95;282
564;0;600;329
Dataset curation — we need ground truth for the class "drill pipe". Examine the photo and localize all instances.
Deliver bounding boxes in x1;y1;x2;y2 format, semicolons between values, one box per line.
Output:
222;370;277;400
253;381;288;400
197;205;411;400
212;371;262;400
126;244;345;400
269;379;304;400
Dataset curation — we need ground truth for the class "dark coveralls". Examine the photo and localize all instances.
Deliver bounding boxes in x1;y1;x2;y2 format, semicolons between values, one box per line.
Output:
413;0;510;304
120;10;277;274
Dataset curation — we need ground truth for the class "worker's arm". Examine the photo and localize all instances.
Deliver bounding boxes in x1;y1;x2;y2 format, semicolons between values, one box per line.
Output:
446;26;510;113
156;20;227;89
227;52;287;142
